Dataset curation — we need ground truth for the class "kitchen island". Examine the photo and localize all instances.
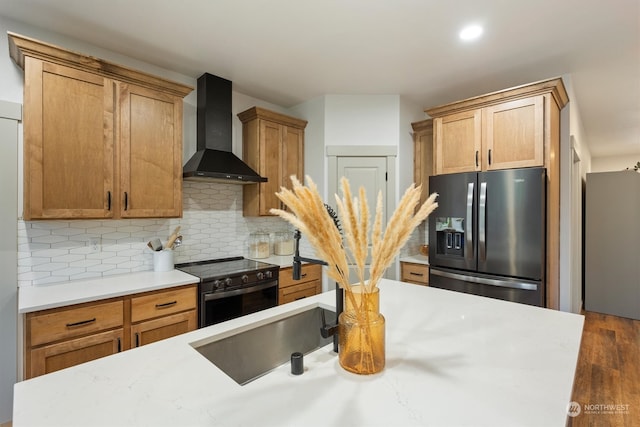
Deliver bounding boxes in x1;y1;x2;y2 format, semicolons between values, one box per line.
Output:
13;279;583;426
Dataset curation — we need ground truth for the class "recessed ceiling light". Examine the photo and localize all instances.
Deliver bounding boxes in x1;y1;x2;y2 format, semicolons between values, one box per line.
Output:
459;25;483;41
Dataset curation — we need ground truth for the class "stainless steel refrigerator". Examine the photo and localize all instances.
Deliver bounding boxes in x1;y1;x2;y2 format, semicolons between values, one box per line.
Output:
428;167;546;306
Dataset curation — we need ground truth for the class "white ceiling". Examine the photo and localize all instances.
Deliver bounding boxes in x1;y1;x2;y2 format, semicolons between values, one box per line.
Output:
1;0;639;158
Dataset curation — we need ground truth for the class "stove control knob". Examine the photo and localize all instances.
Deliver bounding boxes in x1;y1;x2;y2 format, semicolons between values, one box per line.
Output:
241;274;249;284
224;278;233;287
265;270;273;279
212;279;222;290
256;271;264;280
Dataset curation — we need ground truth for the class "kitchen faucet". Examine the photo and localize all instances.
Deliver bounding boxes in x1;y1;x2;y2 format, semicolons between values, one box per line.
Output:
292;229;343;353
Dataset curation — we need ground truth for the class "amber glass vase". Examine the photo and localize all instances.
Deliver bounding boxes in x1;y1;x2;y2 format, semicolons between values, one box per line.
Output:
338;286;385;374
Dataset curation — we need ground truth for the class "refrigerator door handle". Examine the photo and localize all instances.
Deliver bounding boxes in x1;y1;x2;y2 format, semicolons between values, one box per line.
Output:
465;182;474;260
431;268;539;291
479;182;487;261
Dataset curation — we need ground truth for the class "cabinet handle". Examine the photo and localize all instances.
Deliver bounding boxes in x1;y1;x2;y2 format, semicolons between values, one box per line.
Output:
475;150;479;167
65;318;96;328
488;149;492;165
155;300;177;309
295;296;307;301
135;332;139;347
117;337;121;352
300;273;307;278
409;272;424;277
107;191;112;211
124;192;129;211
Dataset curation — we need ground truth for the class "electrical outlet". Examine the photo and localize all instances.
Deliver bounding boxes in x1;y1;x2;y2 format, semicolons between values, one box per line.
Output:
89;236;101;253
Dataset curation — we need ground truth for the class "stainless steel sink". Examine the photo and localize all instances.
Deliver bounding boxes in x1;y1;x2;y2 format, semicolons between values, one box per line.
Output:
192;306;336;385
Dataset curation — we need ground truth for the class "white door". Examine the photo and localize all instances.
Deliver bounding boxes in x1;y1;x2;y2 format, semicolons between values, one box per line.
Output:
335;156;388;284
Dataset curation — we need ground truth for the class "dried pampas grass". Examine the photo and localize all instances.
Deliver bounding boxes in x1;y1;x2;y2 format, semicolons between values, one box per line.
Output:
271;175;438;294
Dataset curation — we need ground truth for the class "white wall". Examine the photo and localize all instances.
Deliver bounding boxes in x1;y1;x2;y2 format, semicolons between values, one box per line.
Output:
559;74;593;313
324;95;400;147
290;96;326;194
0;101;20;424
591;155;638;172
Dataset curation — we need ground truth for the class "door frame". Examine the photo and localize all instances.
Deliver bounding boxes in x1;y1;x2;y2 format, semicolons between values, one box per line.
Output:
326;145;397;281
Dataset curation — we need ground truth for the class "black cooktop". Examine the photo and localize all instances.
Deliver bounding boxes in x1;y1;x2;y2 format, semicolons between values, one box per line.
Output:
175;257;278;280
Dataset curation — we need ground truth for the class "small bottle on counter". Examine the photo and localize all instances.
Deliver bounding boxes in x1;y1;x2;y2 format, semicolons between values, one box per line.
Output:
249;231;270;258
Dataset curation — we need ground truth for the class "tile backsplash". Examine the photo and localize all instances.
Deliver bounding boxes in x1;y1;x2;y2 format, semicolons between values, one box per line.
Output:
18;182;288;287
17;181;423;287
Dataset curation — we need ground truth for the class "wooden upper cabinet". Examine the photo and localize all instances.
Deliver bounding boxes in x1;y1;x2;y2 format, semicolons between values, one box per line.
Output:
411;119;434;207
427;78;568;175
433;110;481;175
483;96;544;170
8;32;193;220
119;83;183;217
22;59;115;219
238;107;307;216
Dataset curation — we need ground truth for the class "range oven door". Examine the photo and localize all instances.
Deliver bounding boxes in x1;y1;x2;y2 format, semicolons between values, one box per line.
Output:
200;280;278;328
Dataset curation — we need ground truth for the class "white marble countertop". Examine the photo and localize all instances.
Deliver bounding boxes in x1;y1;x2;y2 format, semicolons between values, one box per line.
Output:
18;270;200;313
13;280;584;426
248;254;296;267
399;254;429;265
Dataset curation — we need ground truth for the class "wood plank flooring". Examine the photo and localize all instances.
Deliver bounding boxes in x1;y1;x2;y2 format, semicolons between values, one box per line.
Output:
568;311;640;427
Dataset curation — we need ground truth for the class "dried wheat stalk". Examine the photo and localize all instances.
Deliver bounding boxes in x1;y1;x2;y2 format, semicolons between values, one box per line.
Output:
271;175;438;295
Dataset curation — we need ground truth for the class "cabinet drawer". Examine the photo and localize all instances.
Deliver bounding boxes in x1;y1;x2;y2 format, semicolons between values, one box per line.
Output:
29;300;124;347
279;264;322;288
279;281;321;305
401;262;429;285
131;285;197;323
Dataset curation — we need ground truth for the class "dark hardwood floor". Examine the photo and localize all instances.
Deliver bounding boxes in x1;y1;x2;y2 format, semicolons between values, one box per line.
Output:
568;311;640;427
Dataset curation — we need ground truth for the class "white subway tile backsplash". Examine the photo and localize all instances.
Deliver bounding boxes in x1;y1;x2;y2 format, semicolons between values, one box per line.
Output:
18;181;304;287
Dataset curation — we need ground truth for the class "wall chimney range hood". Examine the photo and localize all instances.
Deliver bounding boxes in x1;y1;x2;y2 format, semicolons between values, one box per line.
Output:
183;73;266;184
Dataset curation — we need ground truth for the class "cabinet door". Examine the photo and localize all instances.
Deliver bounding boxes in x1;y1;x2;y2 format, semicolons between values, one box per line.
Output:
281;125;304;198
119;83;183;218
484;96;544;170
258;120;284;215
413;122;433;207
29;329;123;378
434;110;481;175
131;310;197;347
23;58;115;219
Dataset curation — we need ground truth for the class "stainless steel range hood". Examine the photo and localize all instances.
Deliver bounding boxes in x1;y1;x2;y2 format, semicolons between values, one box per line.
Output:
183;73;266;184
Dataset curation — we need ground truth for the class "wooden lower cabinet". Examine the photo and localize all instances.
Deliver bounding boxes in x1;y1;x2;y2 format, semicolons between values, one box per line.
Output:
401;262;429;286
279;264;322;305
131;311;197;348
29;329;124;378
25;284;197;379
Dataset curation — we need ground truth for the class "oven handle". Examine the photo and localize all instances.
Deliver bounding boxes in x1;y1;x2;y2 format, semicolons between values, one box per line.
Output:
202;280;278;301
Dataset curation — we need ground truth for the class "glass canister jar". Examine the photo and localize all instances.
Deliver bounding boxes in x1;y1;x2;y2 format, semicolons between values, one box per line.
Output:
248;231;270;258
273;230;294;255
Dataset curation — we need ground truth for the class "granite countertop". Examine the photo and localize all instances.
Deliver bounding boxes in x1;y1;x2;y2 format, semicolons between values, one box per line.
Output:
18;270;200;313
13;279;584;426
